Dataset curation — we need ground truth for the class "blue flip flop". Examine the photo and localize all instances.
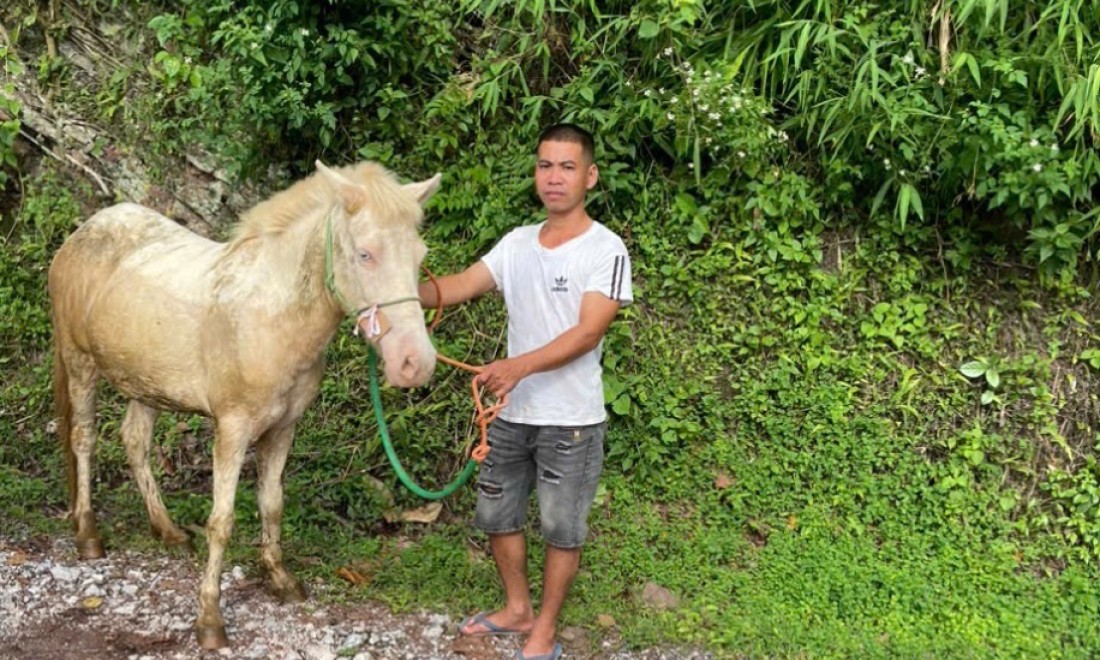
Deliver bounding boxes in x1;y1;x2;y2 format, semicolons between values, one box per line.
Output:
515;642;563;660
458;611;525;637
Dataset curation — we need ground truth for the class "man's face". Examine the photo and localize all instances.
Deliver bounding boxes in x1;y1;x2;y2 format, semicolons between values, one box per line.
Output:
534;140;597;215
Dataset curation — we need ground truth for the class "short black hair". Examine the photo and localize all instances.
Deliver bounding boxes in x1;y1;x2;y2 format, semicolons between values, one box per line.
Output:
537;123;595;163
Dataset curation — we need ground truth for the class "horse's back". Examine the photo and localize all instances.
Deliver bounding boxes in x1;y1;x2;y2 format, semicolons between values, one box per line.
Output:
55;203;217;268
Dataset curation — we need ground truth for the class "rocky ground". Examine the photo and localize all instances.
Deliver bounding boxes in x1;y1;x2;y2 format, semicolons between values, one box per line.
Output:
0;535;713;660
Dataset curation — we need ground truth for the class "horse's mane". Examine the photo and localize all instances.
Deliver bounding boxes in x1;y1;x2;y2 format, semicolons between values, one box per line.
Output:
231;162;421;244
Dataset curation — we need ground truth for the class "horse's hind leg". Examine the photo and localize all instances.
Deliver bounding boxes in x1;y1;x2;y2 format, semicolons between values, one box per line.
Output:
61;348;104;560
120;401;191;552
256;424;306;603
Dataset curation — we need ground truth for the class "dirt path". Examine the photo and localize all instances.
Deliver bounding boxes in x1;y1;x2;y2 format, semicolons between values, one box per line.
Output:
0;536;711;660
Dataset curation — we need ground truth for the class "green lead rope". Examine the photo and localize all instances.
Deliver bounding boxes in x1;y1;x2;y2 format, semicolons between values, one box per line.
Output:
368;349;477;500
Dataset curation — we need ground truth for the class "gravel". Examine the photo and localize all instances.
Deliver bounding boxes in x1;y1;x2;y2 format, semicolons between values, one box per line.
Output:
0;536;713;660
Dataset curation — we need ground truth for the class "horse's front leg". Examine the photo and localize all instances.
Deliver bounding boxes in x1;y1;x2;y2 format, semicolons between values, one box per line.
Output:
195;415;252;650
256;423;306;602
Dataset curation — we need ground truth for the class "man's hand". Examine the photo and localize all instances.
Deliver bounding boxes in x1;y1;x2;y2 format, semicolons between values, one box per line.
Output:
476;357;532;399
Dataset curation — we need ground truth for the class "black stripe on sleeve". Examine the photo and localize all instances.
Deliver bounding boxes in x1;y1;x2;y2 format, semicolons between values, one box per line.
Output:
610;255;623;301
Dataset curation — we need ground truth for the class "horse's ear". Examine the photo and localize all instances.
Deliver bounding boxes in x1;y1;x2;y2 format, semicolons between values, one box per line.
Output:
402;173;442;206
315;160;367;213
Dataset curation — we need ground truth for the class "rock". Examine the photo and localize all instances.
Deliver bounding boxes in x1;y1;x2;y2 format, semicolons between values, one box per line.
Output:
50;565;78;582
83;584;105;597
114;602;135;616
560;625;587;642
341;632;366;649
303;644;336;660
641;581;679;610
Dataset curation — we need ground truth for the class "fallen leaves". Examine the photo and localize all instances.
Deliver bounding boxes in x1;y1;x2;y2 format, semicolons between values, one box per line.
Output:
336;565;371;586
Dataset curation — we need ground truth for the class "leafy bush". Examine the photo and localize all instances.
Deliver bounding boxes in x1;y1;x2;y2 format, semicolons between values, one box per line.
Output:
0;44;23;189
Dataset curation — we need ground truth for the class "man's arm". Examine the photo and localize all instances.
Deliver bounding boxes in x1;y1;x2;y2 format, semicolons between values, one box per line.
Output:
475;291;621;398
419;261;496;308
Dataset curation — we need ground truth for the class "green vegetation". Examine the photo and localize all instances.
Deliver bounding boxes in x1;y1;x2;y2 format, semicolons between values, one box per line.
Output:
2;0;1100;656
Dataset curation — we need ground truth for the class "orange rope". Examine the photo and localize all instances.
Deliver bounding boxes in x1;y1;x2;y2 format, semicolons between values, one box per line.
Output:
424;268;505;463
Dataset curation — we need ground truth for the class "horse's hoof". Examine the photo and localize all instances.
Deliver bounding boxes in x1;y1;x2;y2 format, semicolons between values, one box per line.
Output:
271;581;308;604
76;538;105;560
195;624;229;649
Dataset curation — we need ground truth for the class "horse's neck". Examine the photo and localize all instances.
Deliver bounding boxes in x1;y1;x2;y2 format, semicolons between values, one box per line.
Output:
220;211;341;341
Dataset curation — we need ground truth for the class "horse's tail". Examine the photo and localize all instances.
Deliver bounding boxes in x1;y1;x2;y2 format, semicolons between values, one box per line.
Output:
53;336;77;513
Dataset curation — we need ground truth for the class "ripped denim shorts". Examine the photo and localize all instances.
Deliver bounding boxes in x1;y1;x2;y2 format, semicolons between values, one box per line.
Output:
473;418;606;549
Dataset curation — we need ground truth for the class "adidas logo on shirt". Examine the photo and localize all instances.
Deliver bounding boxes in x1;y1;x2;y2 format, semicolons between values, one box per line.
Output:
551;275;569;293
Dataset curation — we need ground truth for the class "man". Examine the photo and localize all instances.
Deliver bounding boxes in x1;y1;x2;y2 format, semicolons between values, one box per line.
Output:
419;123;633;660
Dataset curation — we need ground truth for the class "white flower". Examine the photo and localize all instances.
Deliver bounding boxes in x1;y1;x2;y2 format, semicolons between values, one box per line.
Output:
1029;138;1039;147
708;112;720;121
184;56;192;64
250;42;259;49
300;28;309;36
777;131;789;142
700;104;709;112
659;88;666;95
705;137;713;145
1051;144;1060;153
899;170;906;176
663;47;673;57
902;52;915;65
884;158;891;170
693;89;700;97
667;112;675;120
1032;163;1042;172
625;80;632;87
670;97;677;104
738;151;746;158
644;89;653;98
688;163;694;169
915;66;926;77
265;23;274;33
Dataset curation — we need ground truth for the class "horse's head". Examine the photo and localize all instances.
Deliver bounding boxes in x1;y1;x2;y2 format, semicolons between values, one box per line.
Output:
316;161;437;387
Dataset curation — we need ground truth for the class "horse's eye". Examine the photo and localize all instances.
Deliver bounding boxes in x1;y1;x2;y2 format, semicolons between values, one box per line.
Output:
358;251;372;263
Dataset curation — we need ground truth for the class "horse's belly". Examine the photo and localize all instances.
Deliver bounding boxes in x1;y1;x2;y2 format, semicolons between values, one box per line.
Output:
101;367;210;414
90;333;211;413
84;277;216;415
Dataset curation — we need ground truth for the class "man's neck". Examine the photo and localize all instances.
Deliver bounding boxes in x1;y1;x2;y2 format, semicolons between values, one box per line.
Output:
540;210;592;249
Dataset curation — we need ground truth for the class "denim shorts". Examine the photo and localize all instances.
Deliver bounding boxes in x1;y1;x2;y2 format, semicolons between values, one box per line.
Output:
473;418;606;549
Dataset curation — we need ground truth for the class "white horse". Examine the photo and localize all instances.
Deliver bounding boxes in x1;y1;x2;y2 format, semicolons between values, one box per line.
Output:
48;161;438;649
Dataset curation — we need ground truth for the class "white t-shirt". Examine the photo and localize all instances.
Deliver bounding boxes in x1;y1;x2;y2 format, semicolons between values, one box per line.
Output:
481;220;633;426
